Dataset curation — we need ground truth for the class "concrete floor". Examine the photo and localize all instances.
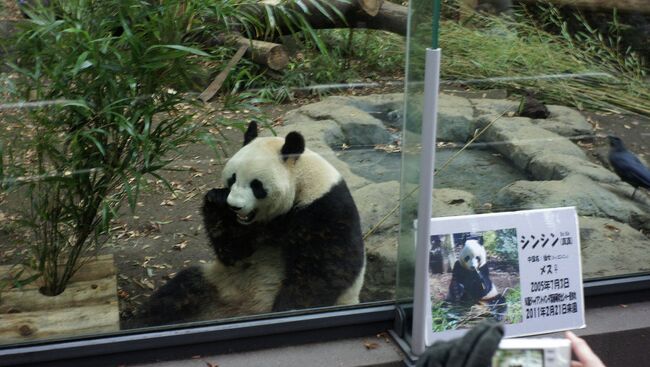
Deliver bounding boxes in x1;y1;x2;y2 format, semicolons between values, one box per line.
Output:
131;290;650;367
131;336;404;367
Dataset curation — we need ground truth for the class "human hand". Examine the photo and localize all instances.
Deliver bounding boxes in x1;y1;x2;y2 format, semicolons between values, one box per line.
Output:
565;331;606;367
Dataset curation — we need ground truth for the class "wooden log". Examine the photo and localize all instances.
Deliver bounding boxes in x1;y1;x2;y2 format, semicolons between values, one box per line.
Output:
354;1;408;36
242;1;407;36
516;0;650;13
207;34;289;71
0;255;119;343
233;36;289;71
358;0;385;17
262;1;408;36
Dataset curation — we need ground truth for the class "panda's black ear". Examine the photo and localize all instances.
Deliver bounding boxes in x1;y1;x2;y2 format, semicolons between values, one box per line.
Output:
281;131;305;161
243;121;258;146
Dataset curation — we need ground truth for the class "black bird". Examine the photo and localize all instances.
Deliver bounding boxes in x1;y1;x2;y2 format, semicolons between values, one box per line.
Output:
608;135;650;198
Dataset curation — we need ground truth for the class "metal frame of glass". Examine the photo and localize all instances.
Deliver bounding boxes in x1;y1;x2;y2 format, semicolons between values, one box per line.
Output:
2;1;649;365
0;304;395;366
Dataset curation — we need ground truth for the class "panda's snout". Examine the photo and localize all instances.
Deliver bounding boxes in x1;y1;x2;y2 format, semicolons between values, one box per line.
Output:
229;204;243;212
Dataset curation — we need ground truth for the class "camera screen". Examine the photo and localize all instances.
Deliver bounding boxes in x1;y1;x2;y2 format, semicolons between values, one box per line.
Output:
492;349;545;367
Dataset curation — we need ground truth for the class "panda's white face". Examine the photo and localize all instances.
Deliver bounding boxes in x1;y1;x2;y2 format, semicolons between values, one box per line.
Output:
459;239;487;271
222;137;295;225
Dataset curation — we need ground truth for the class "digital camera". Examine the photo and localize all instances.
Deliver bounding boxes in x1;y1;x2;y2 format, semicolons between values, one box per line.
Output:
492;338;571;367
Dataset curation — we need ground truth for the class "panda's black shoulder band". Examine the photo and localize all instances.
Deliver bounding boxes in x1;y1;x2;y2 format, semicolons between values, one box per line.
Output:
243;120;258;146
281;131;305;161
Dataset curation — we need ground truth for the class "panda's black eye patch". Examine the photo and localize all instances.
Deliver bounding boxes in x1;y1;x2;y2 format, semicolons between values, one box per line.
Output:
464;256;470;262
475;256;480;262
250;179;267;199
227;173;236;187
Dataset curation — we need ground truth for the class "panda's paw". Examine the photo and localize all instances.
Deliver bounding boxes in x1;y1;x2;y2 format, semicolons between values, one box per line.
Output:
205;188;229;205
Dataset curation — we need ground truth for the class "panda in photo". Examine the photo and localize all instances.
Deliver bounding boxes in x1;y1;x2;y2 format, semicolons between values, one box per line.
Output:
137;121;366;326
446;236;506;321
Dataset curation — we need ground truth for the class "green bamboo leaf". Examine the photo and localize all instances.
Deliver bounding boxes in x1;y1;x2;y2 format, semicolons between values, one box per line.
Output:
148;171;175;194
294;0;309;14
79;130;107;156
146;44;211;57
61;99;91;110
13;272;41;289
72;51;92;75
306;0;334;23
264;4;277;31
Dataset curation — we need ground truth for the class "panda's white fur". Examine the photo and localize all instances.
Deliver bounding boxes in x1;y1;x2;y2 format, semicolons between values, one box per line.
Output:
201;246;286;318
137;122;366;325
459;239;486;271
222;136;342;224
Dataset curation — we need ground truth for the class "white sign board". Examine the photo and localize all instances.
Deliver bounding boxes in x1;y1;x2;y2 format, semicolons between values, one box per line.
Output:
413;207;585;348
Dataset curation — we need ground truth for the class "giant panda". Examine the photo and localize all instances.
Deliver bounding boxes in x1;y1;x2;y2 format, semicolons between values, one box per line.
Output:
136;121;366;326
446;237;506;321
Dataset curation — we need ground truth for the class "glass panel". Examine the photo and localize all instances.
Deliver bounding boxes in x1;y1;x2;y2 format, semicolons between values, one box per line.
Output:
396;0;437;346
399;0;649;351
0;0;403;345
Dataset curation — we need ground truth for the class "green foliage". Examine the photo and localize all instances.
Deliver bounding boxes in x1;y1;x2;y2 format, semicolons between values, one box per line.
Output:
483;228;518;263
437;5;649;116
432;299;462;332
246;29;405;102
1;0;216;296
431;283;522;332
504;285;522;324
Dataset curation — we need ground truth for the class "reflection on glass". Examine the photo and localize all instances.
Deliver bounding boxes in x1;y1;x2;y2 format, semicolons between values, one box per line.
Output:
0;0;403;344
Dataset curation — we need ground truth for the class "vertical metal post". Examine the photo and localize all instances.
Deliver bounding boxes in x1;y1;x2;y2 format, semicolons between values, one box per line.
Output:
411;47;441;356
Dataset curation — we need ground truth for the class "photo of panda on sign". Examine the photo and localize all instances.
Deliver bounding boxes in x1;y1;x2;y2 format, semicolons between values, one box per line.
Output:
428;229;521;332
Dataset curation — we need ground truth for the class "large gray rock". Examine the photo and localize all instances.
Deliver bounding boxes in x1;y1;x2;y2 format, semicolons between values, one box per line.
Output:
470;98;519;117
437;94;475;142
273;119;370;191
353;181;401;235
432;188;478;217
528;153;620;183
290;100;393;148
580;216;650;279
470;99;593;138
532;105;592;137
494;175;650;227
478;116;586;172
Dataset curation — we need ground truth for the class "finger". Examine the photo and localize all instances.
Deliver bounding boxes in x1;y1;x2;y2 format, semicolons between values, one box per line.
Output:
571;361;584;367
565;331;605;367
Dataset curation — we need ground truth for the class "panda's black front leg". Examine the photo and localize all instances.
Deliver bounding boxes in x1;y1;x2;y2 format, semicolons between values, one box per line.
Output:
202;188;256;265
134;266;218;326
271;241;360;312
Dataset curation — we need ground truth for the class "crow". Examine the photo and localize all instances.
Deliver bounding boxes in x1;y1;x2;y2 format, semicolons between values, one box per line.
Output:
608;135;650;198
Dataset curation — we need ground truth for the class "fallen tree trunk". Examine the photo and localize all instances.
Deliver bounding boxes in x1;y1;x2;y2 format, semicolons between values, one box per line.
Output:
232;36;289;71
353;1;408;36
358;0;385;16
252;0;407;36
210;34;289;71
200;1;407;70
516;0;650;13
